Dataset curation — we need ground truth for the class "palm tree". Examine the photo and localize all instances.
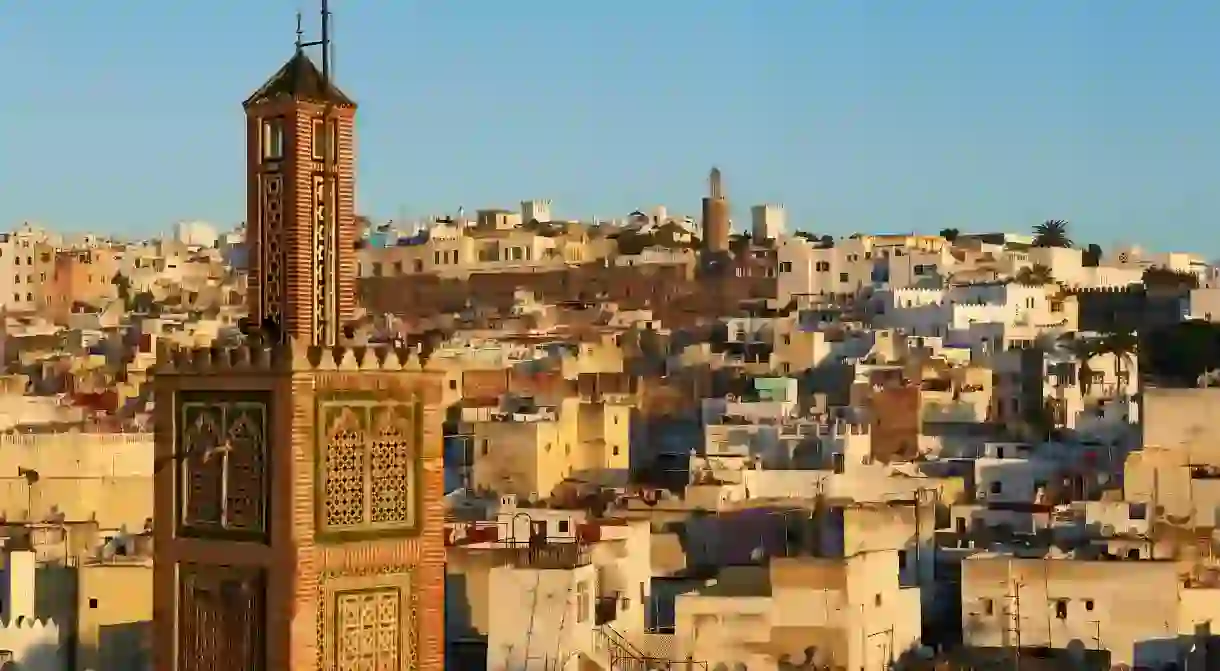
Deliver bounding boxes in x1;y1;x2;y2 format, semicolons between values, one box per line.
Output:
1032;219;1073;248
939;228;961;242
1099;330;1138;389
1014;264;1054;285
1065;337;1098;395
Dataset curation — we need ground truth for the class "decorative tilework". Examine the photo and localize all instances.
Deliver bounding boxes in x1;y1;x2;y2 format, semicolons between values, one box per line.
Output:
176;391;270;540
316;393;420;540
317;568;418;671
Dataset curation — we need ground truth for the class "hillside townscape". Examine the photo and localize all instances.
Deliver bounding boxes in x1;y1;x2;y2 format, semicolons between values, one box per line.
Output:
5;5;1220;671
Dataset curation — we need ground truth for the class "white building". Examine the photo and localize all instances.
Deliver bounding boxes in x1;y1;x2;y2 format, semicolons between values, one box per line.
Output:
0;549;63;671
750;205;786;242
962;554;1220;668
171;220;218;248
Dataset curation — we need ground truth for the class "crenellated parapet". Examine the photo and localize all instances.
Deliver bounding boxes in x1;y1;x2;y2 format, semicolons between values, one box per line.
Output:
153;337;426;376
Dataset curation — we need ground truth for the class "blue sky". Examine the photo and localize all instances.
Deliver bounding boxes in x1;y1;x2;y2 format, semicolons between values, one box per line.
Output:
3;2;1219;253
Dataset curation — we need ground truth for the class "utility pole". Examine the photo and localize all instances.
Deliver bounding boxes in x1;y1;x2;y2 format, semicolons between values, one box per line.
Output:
521;571;543;670
1010;578;1022;670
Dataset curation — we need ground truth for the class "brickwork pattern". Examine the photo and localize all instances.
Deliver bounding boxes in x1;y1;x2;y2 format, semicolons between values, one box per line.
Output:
152;366;446;671
245;99;357;346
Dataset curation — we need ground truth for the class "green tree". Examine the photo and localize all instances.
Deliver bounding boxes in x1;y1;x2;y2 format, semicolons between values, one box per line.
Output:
1143;266;1199;289
1014;264;1054;285
130;291;157;315
110;271;132;308
1063;337;1098;394
1082;243;1103;267
1141;320;1220;385
1032;219;1073;248
938;227;961;242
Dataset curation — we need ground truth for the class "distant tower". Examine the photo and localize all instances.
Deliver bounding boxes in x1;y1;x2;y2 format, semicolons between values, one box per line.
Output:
701;167;730;252
242;12;358;346
520;199;552;224
750;204;786;242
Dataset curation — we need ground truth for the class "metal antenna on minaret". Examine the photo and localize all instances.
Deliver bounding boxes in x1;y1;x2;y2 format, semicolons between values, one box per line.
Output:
296;0;332;76
709;166;723;200
295;12;304;51
321;0;332;84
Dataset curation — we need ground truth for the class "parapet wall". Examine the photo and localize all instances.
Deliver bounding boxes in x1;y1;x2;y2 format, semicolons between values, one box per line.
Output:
0;432;153;478
155;339;428;375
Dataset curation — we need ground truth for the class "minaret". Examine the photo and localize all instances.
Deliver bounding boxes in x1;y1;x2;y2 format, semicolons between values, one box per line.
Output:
701;166;730;253
153;5;446;670
242;7;357;346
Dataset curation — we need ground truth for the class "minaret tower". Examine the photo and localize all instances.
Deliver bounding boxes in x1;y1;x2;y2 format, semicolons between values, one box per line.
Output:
153;4;446;670
243;3;357;346
701;166;731;253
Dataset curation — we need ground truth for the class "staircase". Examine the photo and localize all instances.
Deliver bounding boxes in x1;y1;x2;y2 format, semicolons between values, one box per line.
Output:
589;625;707;671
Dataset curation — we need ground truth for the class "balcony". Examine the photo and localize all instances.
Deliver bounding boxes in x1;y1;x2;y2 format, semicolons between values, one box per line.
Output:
507;543;591;570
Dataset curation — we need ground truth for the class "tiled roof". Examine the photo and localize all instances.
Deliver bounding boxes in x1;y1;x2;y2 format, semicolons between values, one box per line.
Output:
243;50;355;109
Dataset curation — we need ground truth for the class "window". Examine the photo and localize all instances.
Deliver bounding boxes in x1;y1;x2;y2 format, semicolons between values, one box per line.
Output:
372;263;383;277
815;261;830;272
434;251;441;265
779;261;792;273
576;582;589;623
1084;599;1094;611
897;550;908;570
612;446;620;456
839;272;849;282
262;119;284;160
983;598;994;615
1055;599;1067;619
313;119;327;160
393;261;403;274
990;481;1002;494
89;598;98;609
311;118;341;162
481;440;489;456
558;520;569;533
874;594;882;606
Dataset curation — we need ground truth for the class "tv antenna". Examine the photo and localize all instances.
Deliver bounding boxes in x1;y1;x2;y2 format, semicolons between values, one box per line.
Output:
295;0;334;85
